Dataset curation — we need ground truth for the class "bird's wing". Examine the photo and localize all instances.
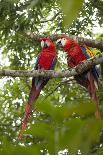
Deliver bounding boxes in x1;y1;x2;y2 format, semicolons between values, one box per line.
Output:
81;46;95;59
34;54;41;70
50;56;57;70
81;46;99;81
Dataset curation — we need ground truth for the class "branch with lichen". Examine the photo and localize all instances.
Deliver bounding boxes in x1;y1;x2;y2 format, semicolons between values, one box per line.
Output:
0;52;103;78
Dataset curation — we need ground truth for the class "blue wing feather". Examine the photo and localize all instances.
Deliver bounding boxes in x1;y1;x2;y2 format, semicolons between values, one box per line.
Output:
81;46;99;81
81;47;90;59
33;54;43;90
50;56;57;70
34;54;40;70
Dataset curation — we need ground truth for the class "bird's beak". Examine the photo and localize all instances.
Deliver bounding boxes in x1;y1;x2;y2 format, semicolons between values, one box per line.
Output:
56;40;62;48
44;43;48;48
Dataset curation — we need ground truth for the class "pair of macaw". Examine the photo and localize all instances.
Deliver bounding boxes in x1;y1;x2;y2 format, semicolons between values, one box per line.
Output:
18;36;101;140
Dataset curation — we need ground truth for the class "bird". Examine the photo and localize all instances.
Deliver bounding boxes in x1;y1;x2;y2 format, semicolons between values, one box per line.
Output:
18;38;57;140
56;36;101;119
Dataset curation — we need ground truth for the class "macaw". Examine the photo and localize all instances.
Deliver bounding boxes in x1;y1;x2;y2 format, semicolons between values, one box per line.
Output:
18;38;57;140
56;37;101;119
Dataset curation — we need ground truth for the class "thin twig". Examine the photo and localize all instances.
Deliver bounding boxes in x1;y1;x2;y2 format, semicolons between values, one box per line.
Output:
44;78;75;100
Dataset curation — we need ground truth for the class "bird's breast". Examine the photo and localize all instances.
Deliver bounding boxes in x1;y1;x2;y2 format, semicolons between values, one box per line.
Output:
67;46;86;67
38;52;55;70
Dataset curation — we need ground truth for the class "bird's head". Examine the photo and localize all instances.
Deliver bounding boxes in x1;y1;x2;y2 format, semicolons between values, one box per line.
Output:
56;37;73;51
40;38;55;49
56;37;68;48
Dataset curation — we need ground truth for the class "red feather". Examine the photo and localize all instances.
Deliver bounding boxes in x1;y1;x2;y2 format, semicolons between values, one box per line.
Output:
18;83;40;140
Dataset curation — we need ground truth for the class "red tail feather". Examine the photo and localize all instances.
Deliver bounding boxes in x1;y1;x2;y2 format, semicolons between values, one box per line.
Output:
75;72;101;119
87;72;101;119
18;104;32;140
18;85;41;140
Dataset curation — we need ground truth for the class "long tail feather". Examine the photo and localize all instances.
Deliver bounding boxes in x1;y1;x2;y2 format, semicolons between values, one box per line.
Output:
87;72;101;119
18;79;41;140
18;103;32;140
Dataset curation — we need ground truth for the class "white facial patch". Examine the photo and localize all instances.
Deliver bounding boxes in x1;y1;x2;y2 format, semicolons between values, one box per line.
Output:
41;40;44;48
45;40;50;46
61;38;67;46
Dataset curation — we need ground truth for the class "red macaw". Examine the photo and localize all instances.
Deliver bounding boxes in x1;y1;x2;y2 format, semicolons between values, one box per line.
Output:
57;37;101;119
18;38;57;140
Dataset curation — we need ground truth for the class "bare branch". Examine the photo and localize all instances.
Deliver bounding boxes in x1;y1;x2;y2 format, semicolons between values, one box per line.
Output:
0;53;103;78
25;33;103;51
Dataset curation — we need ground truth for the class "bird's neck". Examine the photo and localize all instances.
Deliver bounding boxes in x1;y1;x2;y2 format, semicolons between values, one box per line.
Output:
42;47;56;54
64;41;79;54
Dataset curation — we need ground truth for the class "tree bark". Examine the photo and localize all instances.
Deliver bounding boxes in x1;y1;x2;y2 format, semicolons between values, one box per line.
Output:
0;53;103;78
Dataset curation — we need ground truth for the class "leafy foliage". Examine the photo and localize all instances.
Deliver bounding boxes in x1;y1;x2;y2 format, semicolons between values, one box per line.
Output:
60;0;84;28
0;0;103;155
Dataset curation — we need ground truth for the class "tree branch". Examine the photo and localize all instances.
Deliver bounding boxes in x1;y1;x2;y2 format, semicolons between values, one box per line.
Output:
25;33;103;51
0;53;103;78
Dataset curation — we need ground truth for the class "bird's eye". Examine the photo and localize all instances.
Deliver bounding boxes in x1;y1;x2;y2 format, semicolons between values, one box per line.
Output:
61;38;67;46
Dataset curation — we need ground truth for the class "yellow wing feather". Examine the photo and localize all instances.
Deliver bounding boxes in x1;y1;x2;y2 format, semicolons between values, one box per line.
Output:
85;46;95;57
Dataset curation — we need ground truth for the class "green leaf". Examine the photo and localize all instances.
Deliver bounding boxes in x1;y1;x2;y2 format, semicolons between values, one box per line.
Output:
60;0;84;28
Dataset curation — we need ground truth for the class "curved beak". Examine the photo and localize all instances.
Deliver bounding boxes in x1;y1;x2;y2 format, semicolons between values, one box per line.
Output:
56;40;62;48
44;43;48;48
41;40;48;48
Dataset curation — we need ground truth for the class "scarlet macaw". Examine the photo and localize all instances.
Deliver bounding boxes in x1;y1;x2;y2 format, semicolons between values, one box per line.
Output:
18;38;57;139
57;37;101;119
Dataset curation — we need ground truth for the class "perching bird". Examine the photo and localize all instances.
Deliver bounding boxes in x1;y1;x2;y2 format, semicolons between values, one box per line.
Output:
18;38;57;140
56;36;101;119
